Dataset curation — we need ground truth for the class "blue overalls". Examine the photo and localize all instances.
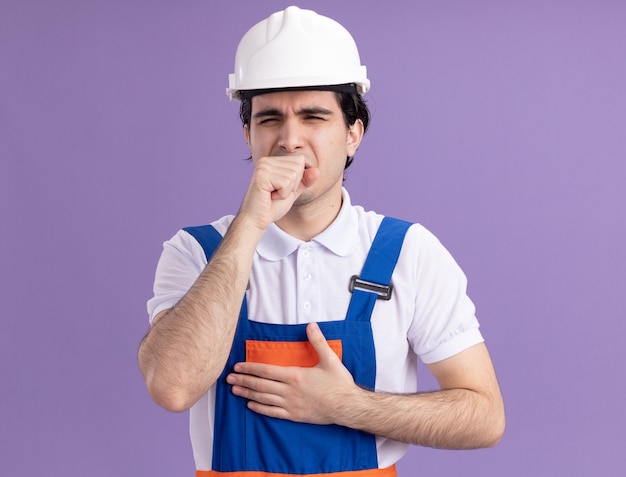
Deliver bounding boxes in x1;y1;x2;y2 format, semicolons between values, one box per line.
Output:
185;217;412;477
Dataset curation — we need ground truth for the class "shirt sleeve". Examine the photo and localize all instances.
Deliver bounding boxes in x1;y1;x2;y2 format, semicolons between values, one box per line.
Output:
406;225;484;364
146;229;208;323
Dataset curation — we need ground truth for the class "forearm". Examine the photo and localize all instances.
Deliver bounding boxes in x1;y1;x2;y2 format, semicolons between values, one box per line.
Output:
138;215;263;412
340;386;505;449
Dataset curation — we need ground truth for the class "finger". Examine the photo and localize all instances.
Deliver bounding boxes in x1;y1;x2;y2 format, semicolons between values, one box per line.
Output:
269;169;307;201
301;166;320;188
230;381;282;406
306;322;337;365
255;157;304;193
246;400;291;420
227;373;286;405
232;362;290;382
291;167;320;198
266;170;302;198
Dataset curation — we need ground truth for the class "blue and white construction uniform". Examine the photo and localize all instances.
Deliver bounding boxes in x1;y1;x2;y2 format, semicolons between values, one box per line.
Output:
148;188;484;475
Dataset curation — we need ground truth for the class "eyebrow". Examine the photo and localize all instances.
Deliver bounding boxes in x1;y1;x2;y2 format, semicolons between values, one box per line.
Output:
252;106;334;120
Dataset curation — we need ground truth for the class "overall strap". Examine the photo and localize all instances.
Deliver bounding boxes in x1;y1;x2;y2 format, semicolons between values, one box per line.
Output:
183;224;250;319
345;217;413;322
183;225;223;261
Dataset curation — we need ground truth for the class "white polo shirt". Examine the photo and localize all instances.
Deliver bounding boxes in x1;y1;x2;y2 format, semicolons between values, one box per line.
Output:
147;188;483;470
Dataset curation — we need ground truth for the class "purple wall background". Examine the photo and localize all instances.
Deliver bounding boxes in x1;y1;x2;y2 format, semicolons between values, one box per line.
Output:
2;0;625;475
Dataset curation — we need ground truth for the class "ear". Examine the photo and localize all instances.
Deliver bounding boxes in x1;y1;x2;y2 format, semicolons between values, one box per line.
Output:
243;124;251;150
346;119;364;157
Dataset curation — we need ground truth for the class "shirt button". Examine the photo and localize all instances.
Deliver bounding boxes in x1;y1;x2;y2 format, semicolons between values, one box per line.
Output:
303;273;311;281
302;249;310;258
303;301;311;311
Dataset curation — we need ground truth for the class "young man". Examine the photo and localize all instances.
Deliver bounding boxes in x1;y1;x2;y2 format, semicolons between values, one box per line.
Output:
139;6;505;476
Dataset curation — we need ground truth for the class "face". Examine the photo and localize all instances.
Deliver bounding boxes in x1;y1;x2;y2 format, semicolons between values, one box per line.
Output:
244;90;363;207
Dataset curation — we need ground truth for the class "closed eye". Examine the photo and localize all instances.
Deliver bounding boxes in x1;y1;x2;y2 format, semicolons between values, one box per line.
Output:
253;108;282;125
258;117;279;124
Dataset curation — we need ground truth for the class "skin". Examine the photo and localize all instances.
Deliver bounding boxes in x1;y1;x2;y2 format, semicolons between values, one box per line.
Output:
138;90;505;448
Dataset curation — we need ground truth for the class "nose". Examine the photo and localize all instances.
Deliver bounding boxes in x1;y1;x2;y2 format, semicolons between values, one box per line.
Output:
277;119;303;153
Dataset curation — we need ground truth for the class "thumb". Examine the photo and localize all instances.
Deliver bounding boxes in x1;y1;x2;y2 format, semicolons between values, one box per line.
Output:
307;322;337;365
293;167;319;199
301;167;320;188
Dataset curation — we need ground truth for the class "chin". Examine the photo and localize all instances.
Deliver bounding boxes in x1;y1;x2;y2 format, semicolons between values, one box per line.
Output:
293;191;316;206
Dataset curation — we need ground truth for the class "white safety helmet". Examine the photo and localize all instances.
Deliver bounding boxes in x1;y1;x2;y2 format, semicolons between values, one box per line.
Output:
227;6;370;101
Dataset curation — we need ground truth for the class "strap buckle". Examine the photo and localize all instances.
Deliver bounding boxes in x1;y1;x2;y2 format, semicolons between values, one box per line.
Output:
349;275;393;300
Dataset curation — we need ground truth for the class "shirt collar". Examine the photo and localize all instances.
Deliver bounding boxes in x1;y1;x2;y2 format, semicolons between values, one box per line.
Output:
256;188;358;261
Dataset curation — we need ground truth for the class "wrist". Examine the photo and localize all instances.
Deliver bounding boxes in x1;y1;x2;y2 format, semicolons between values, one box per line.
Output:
334;385;374;429
229;213;267;244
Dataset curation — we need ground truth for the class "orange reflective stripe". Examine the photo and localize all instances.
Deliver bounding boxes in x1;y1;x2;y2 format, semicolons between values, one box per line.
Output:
245;339;343;367
196;464;396;477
